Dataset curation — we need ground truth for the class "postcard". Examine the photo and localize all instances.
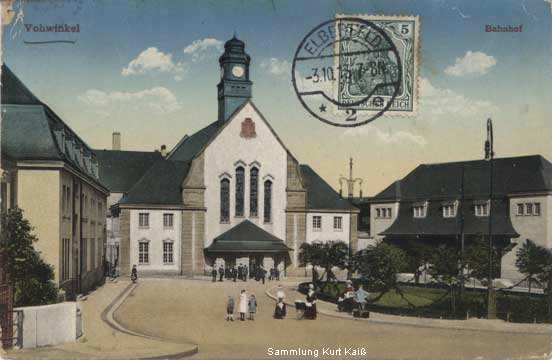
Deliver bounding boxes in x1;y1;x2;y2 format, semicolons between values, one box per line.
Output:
1;1;551;359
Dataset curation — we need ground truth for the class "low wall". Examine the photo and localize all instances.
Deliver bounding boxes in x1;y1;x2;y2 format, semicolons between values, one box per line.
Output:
15;302;77;349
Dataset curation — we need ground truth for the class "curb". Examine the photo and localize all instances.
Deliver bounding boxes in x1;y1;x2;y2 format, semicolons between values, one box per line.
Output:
100;282;199;359
265;286;552;335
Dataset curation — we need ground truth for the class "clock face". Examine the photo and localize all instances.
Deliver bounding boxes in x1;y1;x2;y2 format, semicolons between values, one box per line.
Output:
232;65;244;78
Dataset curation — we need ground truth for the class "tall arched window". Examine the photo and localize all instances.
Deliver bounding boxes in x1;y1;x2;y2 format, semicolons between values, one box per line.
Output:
235;167;245;217
220;178;230;222
264;180;272;223
250;167;259;217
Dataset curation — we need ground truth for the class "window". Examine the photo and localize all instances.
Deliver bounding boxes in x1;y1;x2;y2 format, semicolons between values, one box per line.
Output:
333;216;342;230
139;213;149;228
220;179;230;222
526;203;533;215
235;167;245;217
61;238;70;280
376;207;392;219
90;238;96;270
264;180;272;223
475;203;489;217
163;213;174;228
313;216;322;230
517;203;524;215
443;204;456;218
413;204;427;218
138;241;149;264
517;202;541;216
163;241;174;264
62;185;66;212
250;167;259;217
534;203;541;216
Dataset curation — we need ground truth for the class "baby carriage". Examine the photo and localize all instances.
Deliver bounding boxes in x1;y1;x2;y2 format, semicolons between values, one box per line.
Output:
294;300;307;320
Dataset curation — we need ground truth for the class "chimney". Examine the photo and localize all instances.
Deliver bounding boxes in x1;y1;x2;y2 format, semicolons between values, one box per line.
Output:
161;144;167;157
112;132;121;151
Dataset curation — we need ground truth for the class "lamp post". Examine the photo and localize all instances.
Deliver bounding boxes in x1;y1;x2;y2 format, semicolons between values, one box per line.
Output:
485;118;497;319
339;157;363;280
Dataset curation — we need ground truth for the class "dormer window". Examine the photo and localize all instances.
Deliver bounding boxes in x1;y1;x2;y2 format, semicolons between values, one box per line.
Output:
442;200;458;218
413;201;428;218
474;200;490;217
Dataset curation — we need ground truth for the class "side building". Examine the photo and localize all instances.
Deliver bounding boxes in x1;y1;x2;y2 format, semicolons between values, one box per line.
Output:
365;155;552;282
95;134;163;273
0;65;109;298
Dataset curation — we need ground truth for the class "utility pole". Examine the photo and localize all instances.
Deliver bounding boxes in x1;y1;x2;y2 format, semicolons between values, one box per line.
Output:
459;164;465;300
339;158;363;280
485;118;497;319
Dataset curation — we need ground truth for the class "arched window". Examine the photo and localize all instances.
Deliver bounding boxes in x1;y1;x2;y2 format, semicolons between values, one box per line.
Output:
220;178;230;222
250;167;259;217
264;180;272;223
235;167;245;217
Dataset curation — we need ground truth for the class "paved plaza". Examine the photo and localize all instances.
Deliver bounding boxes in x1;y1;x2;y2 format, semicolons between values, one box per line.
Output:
114;278;552;359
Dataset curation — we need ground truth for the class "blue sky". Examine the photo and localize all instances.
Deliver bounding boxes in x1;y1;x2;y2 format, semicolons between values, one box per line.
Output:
3;0;552;195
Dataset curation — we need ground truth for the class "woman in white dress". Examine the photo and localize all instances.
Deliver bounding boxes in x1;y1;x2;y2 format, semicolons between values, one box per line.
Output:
239;289;248;321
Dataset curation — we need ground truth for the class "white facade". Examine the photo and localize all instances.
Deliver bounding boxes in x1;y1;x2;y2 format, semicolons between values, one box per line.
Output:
203;103;288;247
129;209;181;273
306;212;351;244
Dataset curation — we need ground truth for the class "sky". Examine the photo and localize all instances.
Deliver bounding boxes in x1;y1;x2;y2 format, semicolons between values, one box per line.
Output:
2;0;552;196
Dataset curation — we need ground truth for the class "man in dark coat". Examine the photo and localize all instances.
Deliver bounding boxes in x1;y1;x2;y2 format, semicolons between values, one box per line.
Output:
238;265;243;281
218;265;224;282
243;265;248;281
233;267;238;282
211;267;217;282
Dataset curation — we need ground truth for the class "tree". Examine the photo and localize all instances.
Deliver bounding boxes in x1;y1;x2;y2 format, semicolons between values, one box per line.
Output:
352;242;408;303
427;244;461;313
516;239;549;293
0;207;58;307
465;235;500;284
299;241;349;289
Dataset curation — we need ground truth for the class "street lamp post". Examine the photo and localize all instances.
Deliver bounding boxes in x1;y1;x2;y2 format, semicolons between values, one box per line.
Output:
339;158;363;280
485;118;497;319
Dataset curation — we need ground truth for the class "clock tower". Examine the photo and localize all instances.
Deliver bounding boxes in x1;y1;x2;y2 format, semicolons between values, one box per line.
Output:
217;35;252;122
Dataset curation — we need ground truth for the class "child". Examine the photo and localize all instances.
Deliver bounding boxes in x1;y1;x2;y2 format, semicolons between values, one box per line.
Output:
226;295;234;321
248;294;257;320
239;289;247;321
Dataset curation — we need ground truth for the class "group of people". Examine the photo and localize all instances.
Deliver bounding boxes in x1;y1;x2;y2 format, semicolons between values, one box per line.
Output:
225;285;288;321
337;280;370;314
226;290;258;321
213;264;250;282
213;264;283;284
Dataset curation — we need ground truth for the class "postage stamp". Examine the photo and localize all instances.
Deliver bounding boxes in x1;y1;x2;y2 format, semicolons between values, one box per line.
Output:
292;15;419;127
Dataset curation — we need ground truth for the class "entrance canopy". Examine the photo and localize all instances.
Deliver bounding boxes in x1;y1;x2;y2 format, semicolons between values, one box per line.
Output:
205;220;292;254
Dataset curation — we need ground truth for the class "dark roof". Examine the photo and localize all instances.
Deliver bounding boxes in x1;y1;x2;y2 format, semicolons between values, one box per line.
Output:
206;220;291;253
1;65;41;105
168;121;221;162
300;165;357;211
373;155;552;201
119;160;191;205
1;65;107;192
1;105;62;160
381;199;519;237
95;150;163;192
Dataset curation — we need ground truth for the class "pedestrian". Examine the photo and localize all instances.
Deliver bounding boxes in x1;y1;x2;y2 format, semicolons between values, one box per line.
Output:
305;283;317;320
233;267;238;282
218;265;224;282
130;264;138;283
354;284;370;312
212;267;217;282
276;284;285;302
248;294;257;320
273;299;286;319
226;296;234;321
238;264;243;281
269;267;274;281
243;265;248;281
261;267;266;284
275;267;280;281
239;289;247;321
